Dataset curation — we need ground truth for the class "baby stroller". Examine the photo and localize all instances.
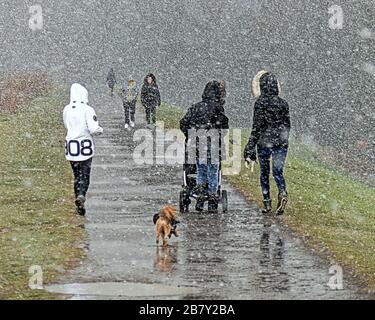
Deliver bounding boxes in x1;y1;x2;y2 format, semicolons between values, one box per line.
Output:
179;137;228;213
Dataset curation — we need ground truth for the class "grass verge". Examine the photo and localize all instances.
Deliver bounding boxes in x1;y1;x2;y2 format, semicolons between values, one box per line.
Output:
158;104;375;293
157;104;185;129
0;89;85;299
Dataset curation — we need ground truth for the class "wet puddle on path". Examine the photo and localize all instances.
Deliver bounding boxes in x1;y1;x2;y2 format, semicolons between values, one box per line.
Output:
46;282;199;298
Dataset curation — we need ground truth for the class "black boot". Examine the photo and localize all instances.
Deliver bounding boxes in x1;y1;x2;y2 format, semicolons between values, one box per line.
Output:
195;199;204;212
262;200;272;214
275;192;288;216
208;194;219;213
75;195;86;216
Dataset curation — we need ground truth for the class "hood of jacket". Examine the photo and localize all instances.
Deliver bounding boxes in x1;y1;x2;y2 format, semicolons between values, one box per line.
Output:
70;83;88;104
202;81;221;103
252;71;281;98
260;72;279;96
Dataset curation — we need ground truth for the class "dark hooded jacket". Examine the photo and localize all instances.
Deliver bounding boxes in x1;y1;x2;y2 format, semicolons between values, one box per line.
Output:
141;73;161;108
244;72;291;160
180;81;229;162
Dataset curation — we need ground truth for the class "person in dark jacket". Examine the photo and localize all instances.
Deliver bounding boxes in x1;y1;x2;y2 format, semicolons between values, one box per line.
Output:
180;81;229;213
141;73;161;126
244;71;291;215
106;68;117;96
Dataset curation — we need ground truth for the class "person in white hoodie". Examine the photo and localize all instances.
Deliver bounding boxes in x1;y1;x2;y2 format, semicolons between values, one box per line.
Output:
63;83;103;216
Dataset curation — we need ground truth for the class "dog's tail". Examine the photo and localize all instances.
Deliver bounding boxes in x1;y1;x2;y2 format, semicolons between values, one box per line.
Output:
153;213;160;225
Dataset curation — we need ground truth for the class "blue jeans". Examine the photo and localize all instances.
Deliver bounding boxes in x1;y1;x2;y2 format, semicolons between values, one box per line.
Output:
196;159;219;195
257;146;288;201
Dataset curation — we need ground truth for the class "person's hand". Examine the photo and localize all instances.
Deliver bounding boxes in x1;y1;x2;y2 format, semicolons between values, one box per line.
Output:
92;127;104;136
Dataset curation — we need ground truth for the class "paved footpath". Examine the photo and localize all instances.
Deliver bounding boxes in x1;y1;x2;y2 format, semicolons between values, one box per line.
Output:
47;88;364;300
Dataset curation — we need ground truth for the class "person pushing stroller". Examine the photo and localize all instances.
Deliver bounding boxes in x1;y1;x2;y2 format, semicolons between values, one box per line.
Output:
180;81;229;213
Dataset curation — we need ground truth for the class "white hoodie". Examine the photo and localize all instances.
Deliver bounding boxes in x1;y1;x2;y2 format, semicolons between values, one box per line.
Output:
63;83;103;161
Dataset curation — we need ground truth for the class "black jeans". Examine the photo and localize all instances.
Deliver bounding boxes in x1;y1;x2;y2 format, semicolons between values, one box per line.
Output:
70;158;93;198
124;101;136;124
145;105;156;124
257;146;288;201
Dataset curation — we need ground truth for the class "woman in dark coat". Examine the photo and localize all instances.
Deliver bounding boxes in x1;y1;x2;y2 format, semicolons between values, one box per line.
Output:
141;73;161;126
244;71;291;215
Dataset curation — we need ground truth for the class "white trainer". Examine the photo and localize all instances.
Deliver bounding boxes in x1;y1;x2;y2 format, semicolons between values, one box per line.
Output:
124;123;129;130
130;121;135;128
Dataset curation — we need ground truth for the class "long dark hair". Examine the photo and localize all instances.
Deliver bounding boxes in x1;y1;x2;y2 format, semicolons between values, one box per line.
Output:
144;73;157;86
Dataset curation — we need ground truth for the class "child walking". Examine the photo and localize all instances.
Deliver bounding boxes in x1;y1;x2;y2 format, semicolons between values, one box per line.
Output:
121;79;138;131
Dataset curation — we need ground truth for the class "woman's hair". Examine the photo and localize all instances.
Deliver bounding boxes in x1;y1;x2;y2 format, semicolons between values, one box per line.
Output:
144;73;157;85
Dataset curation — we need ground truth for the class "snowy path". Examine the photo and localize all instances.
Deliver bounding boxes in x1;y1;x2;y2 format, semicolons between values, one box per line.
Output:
46;89;362;300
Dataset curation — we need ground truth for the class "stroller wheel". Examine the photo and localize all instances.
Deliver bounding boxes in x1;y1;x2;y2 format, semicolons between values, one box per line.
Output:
222;190;228;213
179;191;190;213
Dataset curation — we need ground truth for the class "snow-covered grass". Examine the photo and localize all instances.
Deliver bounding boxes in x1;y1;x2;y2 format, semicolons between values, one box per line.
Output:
157;103;185;129
158;105;375;293
0;73;51;113
0;89;85;299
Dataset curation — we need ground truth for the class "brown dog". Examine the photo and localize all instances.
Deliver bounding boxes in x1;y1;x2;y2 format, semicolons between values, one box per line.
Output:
155;205;179;246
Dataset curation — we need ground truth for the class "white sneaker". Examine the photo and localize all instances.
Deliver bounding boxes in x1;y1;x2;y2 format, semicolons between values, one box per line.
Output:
124;123;129;130
130;121;135;128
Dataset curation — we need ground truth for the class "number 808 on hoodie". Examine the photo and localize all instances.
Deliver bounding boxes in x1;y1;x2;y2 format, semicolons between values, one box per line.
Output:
63;83;103;161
